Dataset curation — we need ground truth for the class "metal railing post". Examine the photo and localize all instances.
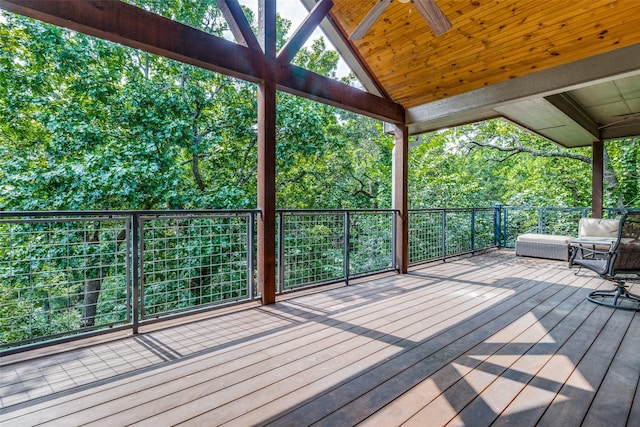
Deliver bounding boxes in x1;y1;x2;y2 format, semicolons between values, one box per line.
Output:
278;211;285;294
391;210;397;271
471;208;476;252
441;210;447;260
494;204;501;248
344;211;350;285
132;213;140;335
247;212;255;299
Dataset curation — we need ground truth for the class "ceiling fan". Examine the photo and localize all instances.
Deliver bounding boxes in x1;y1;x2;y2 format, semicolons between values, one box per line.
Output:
349;0;452;41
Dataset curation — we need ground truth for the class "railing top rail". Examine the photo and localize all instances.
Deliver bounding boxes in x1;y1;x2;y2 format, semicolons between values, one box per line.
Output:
278;209;398;214
500;206;588;211
408;207;496;212
0;216;129;225
0;209;260;218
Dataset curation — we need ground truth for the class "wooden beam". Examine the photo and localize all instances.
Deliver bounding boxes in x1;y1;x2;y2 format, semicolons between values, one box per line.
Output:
393;124;408;274
277;63;404;124
277;0;333;64
545;93;600;141
601;121;640;140
298;0;388;99
0;0;265;83
592;140;604;219
216;0;261;51
257;0;277;305
0;0;403;124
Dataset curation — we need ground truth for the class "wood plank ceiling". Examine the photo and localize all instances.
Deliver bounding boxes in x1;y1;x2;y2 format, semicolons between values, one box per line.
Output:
330;0;640;109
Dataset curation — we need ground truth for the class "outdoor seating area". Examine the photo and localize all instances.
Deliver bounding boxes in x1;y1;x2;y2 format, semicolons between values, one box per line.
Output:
573;212;640;311
1;1;640;426
515;216;621;262
1;251;638;426
514;213;640;311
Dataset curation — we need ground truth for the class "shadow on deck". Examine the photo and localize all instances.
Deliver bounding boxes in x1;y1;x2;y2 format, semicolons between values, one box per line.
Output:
1;250;638;426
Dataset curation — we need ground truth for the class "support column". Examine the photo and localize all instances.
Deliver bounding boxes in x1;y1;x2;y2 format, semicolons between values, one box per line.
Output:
257;0;277;304
592;140;604;219
393;124;408;274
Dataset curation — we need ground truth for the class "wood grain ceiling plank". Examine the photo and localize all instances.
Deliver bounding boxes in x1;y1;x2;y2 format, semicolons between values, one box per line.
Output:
334;0;638;110
391;17;639;95
372;1;632;79
387;7;640;105
354;1;540;59
365;12;557;90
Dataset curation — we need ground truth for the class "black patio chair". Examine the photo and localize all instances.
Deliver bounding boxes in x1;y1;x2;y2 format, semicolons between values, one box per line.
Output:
574;211;640;311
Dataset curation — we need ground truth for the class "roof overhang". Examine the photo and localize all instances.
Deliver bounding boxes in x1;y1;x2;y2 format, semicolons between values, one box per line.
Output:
405;43;640;147
300;0;640;148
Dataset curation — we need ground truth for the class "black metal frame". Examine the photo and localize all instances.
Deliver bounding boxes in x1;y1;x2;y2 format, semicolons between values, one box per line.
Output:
573;212;640;311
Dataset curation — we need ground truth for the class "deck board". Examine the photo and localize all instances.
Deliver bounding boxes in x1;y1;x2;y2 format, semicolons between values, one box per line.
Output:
392;276;597;426
1;250;638;427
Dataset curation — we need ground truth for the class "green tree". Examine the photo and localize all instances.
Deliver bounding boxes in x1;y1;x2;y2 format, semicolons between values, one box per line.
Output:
0;4;395;342
408;119;637;209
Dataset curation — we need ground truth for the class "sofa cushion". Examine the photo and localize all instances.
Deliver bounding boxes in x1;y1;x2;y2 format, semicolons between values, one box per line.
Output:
516;233;572;244
578;218;619;238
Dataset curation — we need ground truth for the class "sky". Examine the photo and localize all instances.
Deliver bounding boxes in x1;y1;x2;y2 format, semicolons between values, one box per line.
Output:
237;0;350;77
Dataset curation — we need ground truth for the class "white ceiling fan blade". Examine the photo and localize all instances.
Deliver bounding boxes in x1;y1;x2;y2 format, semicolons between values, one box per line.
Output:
414;0;452;35
349;0;393;41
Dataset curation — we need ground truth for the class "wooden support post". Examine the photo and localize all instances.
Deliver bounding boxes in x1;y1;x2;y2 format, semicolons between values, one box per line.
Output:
393;124;408;274
257;0;277;305
592;140;604;219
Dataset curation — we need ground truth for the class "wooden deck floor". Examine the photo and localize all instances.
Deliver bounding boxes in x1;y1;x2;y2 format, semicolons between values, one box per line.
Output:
1;250;639;426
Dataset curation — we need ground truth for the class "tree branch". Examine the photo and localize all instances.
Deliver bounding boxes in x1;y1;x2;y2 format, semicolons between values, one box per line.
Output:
467;140;591;163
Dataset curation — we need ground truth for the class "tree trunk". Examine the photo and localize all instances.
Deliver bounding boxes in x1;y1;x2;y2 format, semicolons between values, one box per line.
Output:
602;146;620;206
81;277;102;327
81;230;103;328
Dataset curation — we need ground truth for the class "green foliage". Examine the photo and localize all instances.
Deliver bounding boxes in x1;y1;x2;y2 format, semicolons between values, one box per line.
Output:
0;6;394;345
1;2;638;348
606;139;640;207
408;120;637;209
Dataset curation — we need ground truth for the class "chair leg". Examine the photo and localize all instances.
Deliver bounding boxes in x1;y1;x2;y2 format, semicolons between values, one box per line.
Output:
587;281;640;311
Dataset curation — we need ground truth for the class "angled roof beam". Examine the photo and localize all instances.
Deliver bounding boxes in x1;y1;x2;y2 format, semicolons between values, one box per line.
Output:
278;62;403;123
349;0;391;41
544;93;600;141
0;0;403;124
0;0;265;82
600;120;640;140
277;0;333;64
298;0;387;99
216;0;261;51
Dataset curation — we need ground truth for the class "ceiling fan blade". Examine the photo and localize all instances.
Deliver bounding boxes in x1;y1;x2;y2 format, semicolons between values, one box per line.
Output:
349;0;393;41
414;0;452;35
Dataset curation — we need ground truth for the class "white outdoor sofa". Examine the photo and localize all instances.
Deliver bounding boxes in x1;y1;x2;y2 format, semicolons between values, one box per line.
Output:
515;217;620;262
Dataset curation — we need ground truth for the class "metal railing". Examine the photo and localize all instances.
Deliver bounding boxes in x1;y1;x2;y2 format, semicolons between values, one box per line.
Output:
408;208;499;265
0;213;132;347
16;205;633;351
277;210;397;292
0;210;257;352
498;206;637;248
